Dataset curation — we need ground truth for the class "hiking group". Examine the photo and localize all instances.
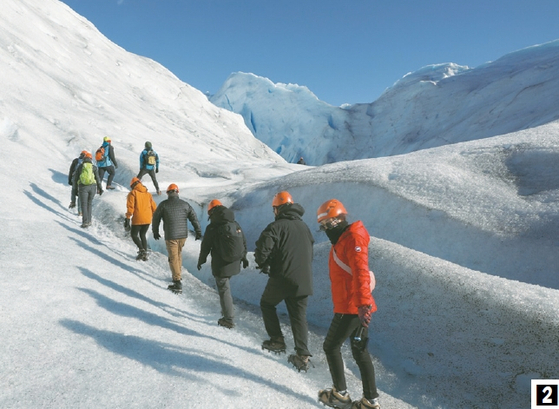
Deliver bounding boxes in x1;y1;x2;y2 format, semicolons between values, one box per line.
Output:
68;142;380;408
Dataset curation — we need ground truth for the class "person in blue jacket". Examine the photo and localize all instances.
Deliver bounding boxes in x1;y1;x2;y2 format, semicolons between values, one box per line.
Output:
137;141;161;195
96;136;118;190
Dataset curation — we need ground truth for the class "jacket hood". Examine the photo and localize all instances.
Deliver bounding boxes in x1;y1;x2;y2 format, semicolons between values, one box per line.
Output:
209;206;235;224
276;202;305;220
132;182;148;194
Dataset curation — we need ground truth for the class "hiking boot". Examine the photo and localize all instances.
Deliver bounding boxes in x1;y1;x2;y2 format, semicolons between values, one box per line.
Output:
80;222;91;228
352;397;380;409
136;249;148;261
262;337;286;354
167;280;182;294
106;185;115;190
288;354;313;372
218;317;235;329
157;190;161;196
318;387;352;409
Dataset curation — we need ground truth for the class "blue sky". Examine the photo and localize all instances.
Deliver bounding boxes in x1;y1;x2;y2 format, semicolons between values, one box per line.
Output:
59;0;559;106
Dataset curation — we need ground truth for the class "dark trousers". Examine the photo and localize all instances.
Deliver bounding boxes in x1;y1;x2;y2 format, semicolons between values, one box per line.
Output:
131;224;149;251
215;276;234;320
323;313;379;400
78;184;97;225
98;166;115;187
260;280;310;356
137;168;159;192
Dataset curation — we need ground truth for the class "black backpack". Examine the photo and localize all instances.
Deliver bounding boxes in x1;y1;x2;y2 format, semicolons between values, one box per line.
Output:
215;222;244;263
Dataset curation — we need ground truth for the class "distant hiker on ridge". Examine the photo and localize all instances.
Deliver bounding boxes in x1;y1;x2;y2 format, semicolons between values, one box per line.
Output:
137;141;160;195
197;199;249;329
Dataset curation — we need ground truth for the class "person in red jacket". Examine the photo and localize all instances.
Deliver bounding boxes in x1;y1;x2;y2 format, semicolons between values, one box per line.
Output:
316;199;380;409
125;177;157;261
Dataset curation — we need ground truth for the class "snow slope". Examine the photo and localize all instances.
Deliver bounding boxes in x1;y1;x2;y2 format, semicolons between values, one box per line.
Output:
211;40;559;165
1;1;558;409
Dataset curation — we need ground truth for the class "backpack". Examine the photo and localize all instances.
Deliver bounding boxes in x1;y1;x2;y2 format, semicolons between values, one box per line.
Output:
215;222;245;263
79;162;96;186
95;146;106;162
145;150;157;166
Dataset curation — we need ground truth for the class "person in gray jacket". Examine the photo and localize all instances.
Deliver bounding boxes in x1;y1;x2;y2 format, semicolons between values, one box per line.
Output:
152;183;202;293
69;151;103;228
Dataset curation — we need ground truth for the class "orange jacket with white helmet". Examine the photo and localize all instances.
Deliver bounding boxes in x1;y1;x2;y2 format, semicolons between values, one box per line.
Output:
328;221;376;315
126;182;157;225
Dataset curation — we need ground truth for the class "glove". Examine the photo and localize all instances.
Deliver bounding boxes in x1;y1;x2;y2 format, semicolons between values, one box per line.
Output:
69;202;76;209
197;262;203;270
358;305;373;327
242;258;249;269
98;189;104;195
195;232;202;241
156;168;159;173
124;218;131;231
153;231;161;240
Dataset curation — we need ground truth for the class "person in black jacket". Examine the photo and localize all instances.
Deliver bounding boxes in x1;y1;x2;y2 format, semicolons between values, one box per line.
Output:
254;191;314;371
152;183;202;293
197;200;249;329
68;150;86;216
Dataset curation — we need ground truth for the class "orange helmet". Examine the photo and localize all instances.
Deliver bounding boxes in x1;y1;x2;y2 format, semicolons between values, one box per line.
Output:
317;199;347;223
166;183;179;194
130;177;141;188
83;151;93;159
207;199;222;214
272;191;293;207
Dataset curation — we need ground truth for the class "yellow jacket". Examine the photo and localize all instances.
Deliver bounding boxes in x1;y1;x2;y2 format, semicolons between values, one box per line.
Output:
126;183;156;225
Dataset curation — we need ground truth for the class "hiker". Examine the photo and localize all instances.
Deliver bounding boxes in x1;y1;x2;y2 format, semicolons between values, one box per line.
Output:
254;191;314;372
316;199;380;409
297;156;306;165
96;136;118;190
125;177;157;261
152;183;202;294
197;199;249;329
68;150;87;216
69;151;103;228
137;141;160;195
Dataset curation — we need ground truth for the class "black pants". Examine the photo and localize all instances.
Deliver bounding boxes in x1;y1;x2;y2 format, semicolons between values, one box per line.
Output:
260;279;311;356
131;224;149;251
323;313;378;400
98;166;116;187
137;168;159;192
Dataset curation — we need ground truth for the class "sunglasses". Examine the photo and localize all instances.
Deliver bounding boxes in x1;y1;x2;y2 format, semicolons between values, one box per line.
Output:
319;217;341;231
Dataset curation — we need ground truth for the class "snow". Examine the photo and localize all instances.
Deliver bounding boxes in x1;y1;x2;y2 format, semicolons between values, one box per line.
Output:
1;1;558;408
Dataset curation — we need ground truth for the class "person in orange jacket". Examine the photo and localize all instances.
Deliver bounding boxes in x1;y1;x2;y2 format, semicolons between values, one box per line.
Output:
316;199;380;409
125;177;157;261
